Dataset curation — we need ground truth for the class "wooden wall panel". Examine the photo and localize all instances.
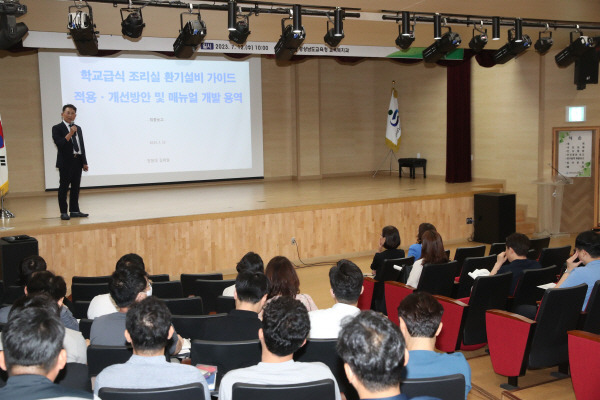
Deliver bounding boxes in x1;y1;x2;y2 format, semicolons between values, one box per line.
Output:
36;193;476;287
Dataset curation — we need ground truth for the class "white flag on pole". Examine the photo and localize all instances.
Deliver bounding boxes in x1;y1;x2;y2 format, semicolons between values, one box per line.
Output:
386;89;401;152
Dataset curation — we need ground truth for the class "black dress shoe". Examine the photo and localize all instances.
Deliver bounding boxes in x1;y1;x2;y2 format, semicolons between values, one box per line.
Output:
70;212;89;218
60;213;70;220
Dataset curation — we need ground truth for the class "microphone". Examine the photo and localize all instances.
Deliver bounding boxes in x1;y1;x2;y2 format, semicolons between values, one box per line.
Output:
69;122;77;136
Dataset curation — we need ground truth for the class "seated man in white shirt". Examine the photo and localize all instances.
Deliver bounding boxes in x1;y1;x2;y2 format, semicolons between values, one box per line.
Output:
309;259;363;338
218;296;342;400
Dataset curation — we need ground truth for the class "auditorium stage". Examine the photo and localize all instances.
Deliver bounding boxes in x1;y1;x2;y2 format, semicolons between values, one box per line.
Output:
0;175;504;282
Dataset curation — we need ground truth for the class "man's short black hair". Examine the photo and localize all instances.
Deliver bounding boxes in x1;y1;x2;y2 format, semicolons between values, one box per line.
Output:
329;260;363;304
62;104;77;112
2;302;65;374
382;226;401;250
116;253;146;272
126;297;171;352
236;252;264;274
18;255;47;285
8;292;60;320
235;271;269;304
26;271;67;301
397;292;443;338
575;230;600;258
262;296;310;357
505;233;530;257
337;311;406;392
109;266;147;308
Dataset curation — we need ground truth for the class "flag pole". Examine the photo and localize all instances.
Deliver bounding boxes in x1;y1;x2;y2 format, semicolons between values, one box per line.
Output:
373;80;400;177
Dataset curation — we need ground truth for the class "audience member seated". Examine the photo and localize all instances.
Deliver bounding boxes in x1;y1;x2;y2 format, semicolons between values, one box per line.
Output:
17;255;47;286
265;256;318;312
0;271;79;331
0;292;87;365
94;296;210;398
370;225;406;280
218;297;341;400
88;253;146;319
0;298;93;399
398;292;471;399
337;310;411;400
202;271;268;341
90;266;183;355
406;230;449;288
490;233;541;294
556;230;600;310
309;260;363;338
408;223;437;261
222;252;264;297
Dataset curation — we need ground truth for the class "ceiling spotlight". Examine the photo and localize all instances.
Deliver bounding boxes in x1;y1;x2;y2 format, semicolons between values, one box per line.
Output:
423;29;461;63
433;13;442;40
492;29;531;64
555;30;595;67
292;4;302;34
274;11;305;60
395;11;414;49
173;7;207;59
492;17;500;40
468;22;488;52
227;0;250;45
534;27;553;54
324;7;344;47
514;18;523;42
68;2;98;56
120;7;145;39
0;0;28;50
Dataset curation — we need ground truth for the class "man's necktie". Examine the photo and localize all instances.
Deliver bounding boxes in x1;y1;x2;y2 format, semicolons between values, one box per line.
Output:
69;123;80;152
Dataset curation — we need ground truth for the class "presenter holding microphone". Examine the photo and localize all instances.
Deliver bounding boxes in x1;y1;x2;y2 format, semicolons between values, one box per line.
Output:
52;104;89;221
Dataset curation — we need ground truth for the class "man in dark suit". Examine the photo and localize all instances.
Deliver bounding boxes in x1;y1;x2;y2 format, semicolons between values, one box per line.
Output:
51;104;89;220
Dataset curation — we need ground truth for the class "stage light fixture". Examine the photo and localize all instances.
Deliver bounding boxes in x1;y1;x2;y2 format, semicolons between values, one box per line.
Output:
555;31;595;67
324;7;344;47
468;22;488;52
492;29;531;64
120;7;145;39
492;17;500;40
228;0;236;31
173;7;207;59
423;29;461;63
395;11;414;49
68;2;98;56
433;13;442;39
514;18;522;42
0;0;28;50
534;28;553;54
227;0;250;45
292;5;302;34
274;10;305;60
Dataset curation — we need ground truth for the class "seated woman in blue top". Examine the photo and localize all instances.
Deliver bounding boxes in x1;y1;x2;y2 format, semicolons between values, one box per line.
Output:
407;223;437;261
370;225;405;281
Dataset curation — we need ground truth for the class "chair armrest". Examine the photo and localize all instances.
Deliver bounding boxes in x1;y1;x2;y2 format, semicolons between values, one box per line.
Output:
568;330;600;342
434;295;468;353
486;309;536;377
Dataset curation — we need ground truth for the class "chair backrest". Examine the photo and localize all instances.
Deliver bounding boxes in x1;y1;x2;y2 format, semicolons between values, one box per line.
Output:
294;339;357;399
583;280;600;334
72;300;91;319
2;285;24;305
400;374;465;400
461;273;512;346
456;255;498;299
55;362;92;393
528;283;587;369
453;246;487;277
152;281;184;299
417;261;458;298
511;265;560;310
171;314;227;340
434;295;468;353
192;279;236;314
71;283;110;302
72;275;111;284
357;277;375;311
384;282;415;325
231;379;336;400
148;274;170;282
191;339;261;387
528;236;551;260
378;256;414;283
538;245;571;268
79;318;93;340
216;296;236;314
488;242;506;256
87;345;133;377
568;330;600;400
163;297;204;316
180;273;223;297
99;383;206;400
